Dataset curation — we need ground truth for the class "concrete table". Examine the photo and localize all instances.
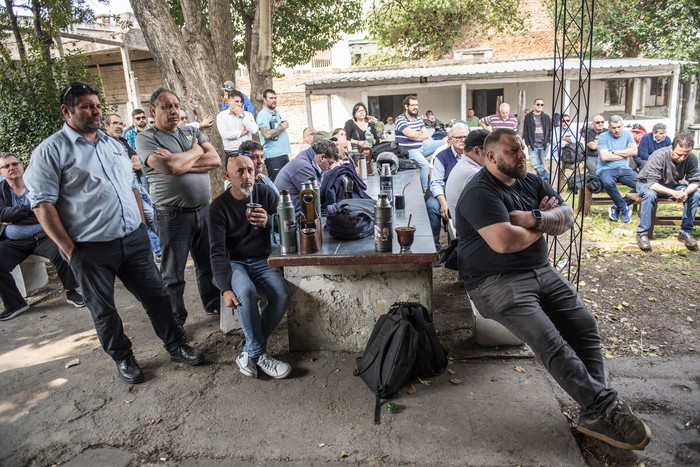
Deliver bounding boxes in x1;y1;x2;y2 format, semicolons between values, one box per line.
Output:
268;169;436;352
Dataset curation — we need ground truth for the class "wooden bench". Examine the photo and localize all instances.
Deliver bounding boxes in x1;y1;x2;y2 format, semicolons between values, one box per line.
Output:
578;185;640;216
626;193;700;238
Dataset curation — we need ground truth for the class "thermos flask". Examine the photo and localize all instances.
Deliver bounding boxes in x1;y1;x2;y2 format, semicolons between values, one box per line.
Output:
374;194;393;252
277;190;297;254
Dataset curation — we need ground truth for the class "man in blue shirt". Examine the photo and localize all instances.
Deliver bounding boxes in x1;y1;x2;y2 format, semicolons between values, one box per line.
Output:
25;82;205;385
596;115;639;223
256;89;292;181
634;123;671;170
221;80;255;115
395;95;444;192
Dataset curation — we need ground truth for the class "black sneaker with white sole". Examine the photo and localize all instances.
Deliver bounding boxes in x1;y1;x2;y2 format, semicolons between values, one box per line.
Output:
66;290;86;307
0;304;30;321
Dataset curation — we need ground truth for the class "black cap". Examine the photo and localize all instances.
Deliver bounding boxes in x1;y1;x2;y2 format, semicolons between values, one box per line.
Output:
465;129;489;150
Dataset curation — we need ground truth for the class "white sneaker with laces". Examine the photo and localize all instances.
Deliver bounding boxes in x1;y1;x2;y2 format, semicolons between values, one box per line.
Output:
235;351;258;378
256;353;291;379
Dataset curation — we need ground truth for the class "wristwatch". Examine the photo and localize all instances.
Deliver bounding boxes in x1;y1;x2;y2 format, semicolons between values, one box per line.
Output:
532;209;543;229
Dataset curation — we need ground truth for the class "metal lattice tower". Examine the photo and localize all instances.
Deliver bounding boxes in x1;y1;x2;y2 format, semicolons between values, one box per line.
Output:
548;0;595;286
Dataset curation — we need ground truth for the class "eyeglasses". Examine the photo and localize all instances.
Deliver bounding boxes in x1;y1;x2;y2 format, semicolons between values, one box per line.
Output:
535;103;544;106
61;83;96;105
451;135;468;140
593;120;605;124
134;116;147;121
563;119;571;123
0;161;21;170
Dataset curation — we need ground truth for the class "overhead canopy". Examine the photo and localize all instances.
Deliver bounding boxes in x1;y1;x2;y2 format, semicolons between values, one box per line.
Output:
304;58;687;94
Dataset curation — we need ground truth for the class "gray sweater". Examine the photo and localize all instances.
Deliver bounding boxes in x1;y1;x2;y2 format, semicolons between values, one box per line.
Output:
637;147;700;188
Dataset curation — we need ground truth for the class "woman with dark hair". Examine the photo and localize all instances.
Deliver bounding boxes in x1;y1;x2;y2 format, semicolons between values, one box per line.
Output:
344;102;380;153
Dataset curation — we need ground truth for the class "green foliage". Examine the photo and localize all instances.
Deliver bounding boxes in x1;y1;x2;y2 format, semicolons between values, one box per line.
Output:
592;0;700;80
354;50;404;67
366;0;525;61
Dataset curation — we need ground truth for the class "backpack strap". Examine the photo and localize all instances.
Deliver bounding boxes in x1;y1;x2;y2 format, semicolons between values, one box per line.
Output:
374;395;382;425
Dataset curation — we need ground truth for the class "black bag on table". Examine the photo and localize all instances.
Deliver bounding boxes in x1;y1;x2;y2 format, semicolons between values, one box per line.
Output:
372;141;409;159
325;198;376;240
354;302;447;424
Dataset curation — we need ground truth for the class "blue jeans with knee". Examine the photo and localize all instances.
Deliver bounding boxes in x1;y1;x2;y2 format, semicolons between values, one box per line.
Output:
636;182;699;234
467;266;617;418
155;205;219;325
529;146;550;182
598;167;638;211
425;194;442;252
408;139;444;192
229;257;290;358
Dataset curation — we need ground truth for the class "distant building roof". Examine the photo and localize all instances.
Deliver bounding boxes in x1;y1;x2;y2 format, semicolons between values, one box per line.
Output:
305;58;687;93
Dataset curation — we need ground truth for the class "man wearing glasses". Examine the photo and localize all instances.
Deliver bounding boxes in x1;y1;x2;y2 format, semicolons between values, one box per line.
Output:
523;98;552;182
135;88;222;337
426;122;469;255
0;153;85;321
585;115;608;175
24;83;205;384
124;108;148;149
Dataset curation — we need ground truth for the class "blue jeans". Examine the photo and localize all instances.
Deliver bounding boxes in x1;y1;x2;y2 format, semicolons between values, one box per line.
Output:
467;266;617;418
408;140;444;192
67;225;183;361
155;205;219;324
598;167;638;211
229;258;290;358
425;194;442;251
135;176;161;257
3;223;44;240
529;146;550;182
636;182;699;234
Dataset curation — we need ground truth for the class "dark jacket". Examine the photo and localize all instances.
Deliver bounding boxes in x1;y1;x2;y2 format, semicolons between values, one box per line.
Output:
0;179;38;239
523;111;552;149
320;164;371;209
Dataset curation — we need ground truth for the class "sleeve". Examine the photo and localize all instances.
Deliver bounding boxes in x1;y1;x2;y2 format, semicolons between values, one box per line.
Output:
394;117;409;134
243;112;259;134
256;110;270;129
523;116;532;146
538;176;566;206
461;184;510;231
637;134;651;159
243;94;255;115
369;121;380;144
344;120;357;141
480;116;490;125
25;142;63;208
597;132;610;151
194;127;207;145
430;157;447;198
217;112;242;142
684;154;700;184
0;188;34;223
208;198;233;293
135;131;160;167
639;152;665;185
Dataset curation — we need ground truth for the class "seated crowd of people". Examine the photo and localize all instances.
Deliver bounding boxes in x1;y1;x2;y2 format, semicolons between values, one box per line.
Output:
4;82;694;453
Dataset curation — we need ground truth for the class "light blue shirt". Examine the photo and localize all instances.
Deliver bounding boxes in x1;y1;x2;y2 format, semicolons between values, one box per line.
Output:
256;107;291;159
596;129;635;174
25;123;141;242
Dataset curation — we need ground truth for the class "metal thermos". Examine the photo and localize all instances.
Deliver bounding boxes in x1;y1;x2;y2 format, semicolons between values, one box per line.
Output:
277;190;297;254
374;194;393;252
299;182;317;227
380;163;393;205
358;154;367;180
308;177;322;217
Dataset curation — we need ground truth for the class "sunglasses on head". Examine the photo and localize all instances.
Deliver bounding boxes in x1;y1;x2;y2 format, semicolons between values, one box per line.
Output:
1;161;21;170
61;83;97;105
226;150;252;162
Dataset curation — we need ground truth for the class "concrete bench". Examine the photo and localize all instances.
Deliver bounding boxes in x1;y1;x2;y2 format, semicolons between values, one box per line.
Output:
626;193;700;238
10;255;50;298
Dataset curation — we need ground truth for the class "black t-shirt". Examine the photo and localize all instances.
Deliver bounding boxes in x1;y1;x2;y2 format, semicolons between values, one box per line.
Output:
455;168;563;289
585;127;608;159
208;183;279;293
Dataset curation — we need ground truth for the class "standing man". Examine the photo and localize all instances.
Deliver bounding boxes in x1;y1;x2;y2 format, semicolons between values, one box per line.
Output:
455;128;651;451
444;129;489;218
479;103;518;132
217;90;258;156
394;95;444;192
0;153;85;321
464;108;481;129
634;123;671;170
25;83;204;384
103;113;162;263
426;123;469;253
256;89;292;182
135;88;221;336
523;98;552;182
585;115;608;175
634;133;699;251
124;108;148;149
209;153;292;379
597;115;638;223
221;80;255;115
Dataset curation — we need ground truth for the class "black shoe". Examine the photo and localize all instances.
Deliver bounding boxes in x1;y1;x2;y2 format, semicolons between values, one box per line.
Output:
636;232;651;251
204;308;220;316
678;232;698;251
0;303;30;321
169;344;205;366
116;355;144;384
66;290;86;308
576;400;651;450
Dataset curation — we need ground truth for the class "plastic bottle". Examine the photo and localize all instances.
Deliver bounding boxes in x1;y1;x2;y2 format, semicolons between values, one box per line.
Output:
277;190;297;254
374;194;393;252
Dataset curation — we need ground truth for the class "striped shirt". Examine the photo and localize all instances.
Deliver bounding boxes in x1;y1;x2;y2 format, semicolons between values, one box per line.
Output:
480;114;518;131
395;113;425;150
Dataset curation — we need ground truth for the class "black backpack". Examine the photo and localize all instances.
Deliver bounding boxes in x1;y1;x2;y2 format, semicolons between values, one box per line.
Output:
354;302;447;424
325;198;376;240
372;141;409;160
561;141;585;165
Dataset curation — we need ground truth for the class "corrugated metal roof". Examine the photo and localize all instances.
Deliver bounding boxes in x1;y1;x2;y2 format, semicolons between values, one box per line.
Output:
304;58;686;90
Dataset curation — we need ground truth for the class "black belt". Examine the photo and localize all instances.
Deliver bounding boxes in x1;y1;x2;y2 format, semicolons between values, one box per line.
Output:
155;205;205;213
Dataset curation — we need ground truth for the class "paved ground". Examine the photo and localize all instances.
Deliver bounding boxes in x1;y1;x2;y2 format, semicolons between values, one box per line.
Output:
1;269;698;466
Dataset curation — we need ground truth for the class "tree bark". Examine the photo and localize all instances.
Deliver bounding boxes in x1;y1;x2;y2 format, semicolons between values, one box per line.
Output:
30;0;52;64
248;0;274;111
4;0;26;62
129;0;235;195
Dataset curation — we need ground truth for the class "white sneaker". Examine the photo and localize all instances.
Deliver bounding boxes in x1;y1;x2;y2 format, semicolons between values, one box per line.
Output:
235;351;257;378
256;353;291;379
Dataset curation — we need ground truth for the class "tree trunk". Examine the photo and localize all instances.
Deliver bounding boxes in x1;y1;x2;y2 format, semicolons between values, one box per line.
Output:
624;78;634;115
4;0;26;62
248;0;274;112
30;0;52;65
129;0;235;195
